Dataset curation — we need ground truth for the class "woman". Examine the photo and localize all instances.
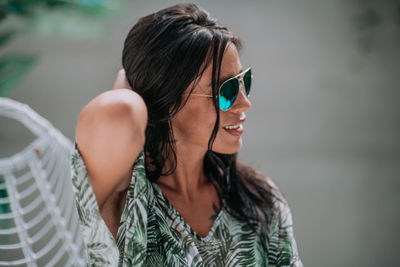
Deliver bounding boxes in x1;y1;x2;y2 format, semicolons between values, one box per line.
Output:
71;3;302;266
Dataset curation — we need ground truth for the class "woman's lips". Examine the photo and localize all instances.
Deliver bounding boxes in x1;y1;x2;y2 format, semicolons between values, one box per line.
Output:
223;124;244;136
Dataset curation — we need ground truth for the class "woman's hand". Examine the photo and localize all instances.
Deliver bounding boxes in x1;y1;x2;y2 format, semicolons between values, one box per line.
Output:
112;69;132;90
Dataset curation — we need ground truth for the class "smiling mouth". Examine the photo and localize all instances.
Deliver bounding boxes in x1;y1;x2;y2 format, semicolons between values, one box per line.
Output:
222;115;246;135
223;124;242;130
222;124;244;136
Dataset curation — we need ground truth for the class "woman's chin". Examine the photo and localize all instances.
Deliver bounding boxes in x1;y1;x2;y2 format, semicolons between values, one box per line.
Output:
213;138;242;154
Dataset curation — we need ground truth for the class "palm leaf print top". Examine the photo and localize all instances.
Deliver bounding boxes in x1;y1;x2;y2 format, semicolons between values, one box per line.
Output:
71;140;303;266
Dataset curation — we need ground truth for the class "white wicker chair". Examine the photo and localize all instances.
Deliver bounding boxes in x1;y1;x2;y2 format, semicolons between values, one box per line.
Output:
0;97;86;266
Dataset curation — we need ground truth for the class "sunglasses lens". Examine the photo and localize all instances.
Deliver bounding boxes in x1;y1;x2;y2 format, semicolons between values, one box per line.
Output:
243;68;252;95
219;78;239;111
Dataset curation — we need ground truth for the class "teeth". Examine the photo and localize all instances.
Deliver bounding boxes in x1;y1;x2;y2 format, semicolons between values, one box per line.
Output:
224;124;241;130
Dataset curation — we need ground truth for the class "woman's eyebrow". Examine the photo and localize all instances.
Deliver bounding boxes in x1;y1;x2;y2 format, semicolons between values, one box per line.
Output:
208;68;244;87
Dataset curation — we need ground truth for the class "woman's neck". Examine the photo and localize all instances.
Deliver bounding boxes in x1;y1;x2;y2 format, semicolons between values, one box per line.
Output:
156;141;209;203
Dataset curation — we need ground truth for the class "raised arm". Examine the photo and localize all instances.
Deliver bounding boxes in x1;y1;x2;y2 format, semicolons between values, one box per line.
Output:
75;87;147;212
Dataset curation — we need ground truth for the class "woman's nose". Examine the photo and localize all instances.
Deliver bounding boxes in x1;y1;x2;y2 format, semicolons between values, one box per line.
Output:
229;81;252;113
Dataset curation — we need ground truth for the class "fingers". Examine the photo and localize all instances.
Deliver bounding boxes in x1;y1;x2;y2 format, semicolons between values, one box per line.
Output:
112;69;132;90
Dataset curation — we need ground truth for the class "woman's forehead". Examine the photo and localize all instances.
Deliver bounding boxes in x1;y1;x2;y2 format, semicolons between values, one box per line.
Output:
212;44;242;79
191;43;242;93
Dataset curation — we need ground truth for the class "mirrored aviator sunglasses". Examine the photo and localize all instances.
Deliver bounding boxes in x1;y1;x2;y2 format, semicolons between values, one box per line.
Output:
189;68;253;111
218;67;252;111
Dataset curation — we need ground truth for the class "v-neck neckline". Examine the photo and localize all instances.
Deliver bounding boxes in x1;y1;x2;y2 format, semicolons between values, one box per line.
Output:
151;182;224;242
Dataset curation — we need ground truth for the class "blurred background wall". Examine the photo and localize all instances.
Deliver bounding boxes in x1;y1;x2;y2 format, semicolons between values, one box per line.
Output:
1;0;399;266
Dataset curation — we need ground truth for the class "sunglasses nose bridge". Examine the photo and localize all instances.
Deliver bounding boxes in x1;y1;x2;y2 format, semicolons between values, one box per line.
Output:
238;77;247;96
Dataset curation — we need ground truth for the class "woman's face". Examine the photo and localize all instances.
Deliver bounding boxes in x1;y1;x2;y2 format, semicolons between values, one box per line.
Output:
171;42;252;154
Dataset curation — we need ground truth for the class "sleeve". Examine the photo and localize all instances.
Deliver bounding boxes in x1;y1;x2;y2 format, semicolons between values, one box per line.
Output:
266;177;303;267
276;198;303;267
70;140;120;266
71;139;149;266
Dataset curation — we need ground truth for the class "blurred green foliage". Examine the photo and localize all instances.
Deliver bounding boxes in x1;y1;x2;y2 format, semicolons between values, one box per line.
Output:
0;0;119;96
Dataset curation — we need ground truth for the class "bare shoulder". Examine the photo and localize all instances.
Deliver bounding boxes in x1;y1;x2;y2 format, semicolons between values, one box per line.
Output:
79;88;147;124
75;88;147;210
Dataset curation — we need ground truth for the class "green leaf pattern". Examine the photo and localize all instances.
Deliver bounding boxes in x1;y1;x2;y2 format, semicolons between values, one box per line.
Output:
71;141;303;266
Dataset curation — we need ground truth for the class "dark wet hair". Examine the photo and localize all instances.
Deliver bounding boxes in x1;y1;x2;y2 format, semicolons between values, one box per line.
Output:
122;3;277;233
